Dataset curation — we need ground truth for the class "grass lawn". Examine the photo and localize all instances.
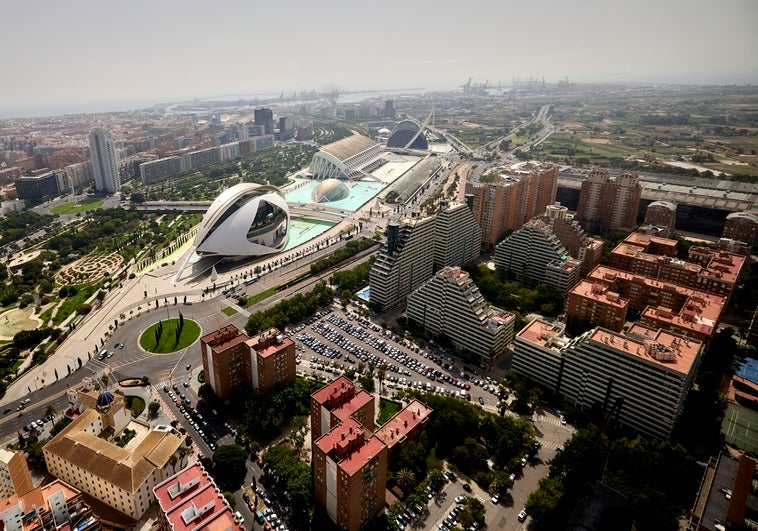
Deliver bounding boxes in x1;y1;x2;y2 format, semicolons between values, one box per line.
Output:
53;284;100;326
377;398;402;425
221;307;238;316
139;318;200;353
124;396;146;418
245;288;277;307
49;198;103;215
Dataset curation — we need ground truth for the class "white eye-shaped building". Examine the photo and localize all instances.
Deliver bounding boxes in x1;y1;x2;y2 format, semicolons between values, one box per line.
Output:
312;178;350;203
193;183;289;257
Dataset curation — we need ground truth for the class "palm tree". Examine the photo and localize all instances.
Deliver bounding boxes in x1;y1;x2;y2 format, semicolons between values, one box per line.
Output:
177;445;192;469
168;453;179;473
44;405;58;428
396;468;416;494
377;365;386;395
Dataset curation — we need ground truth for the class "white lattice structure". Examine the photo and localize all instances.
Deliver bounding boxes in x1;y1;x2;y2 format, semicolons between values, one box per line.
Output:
310;134;382;180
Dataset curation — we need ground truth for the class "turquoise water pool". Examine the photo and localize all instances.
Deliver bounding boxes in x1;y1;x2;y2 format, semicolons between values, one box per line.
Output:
285;216;336;250
285;179;385;212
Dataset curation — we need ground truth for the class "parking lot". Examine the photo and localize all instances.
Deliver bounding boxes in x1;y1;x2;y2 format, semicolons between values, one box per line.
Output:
292;306;507;407
155;303;573;531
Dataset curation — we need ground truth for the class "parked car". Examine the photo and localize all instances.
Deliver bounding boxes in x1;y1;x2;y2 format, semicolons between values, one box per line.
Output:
518;509;528;522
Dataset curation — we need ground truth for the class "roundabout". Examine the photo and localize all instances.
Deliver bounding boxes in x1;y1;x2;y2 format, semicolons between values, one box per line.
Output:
139;317;201;354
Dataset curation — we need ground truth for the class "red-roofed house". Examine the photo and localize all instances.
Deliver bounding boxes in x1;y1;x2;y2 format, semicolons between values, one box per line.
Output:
0;479;98;531
313;418;387;531
374;399;432;464
310;375;375;441
154;463;243;531
201;325;295;399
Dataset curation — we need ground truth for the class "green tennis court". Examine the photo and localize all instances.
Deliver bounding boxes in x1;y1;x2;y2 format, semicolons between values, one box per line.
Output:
723;402;758;453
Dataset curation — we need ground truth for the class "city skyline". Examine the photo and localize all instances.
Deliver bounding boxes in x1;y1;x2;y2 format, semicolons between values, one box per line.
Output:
2;0;757;118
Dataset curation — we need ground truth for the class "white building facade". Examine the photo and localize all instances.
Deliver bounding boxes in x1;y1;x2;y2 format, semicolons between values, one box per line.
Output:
88;128;119;193
407;266;515;363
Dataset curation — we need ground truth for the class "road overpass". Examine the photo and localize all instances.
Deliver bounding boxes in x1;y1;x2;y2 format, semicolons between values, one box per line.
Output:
130;201;349;222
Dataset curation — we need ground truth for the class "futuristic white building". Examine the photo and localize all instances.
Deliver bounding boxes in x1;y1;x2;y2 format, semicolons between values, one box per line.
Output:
193;183;289;257
386;120;429;151
313;178;350;203
309;134;382;180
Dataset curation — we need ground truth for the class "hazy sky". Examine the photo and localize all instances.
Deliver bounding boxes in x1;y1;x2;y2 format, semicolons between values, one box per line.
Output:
2;0;757;115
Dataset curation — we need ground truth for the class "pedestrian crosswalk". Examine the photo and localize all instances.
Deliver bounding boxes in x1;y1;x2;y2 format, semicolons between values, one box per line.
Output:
532;413;563;426
537;439;563;451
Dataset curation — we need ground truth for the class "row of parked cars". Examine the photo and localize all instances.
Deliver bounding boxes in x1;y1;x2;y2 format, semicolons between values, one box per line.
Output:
23;418;47;431
163;385;217;451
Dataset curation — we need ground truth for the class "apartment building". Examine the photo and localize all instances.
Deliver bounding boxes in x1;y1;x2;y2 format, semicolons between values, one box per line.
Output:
245;328;297;392
686;246;746;300
0;479;99;531
0;450;32;499
154;463;242;531
722;211;758;248
584;266;726;344
622;232;677;257
89;128;120;194
407;266;516;363
0;167;21;185
374;399;433;465
369;201;481;312
310;375;375;442
139;156;181;184
641;200;677;238
563;325;701;438
313;418;388;531
200;324;296;400
465;162;557;250
610;242;744;301
576;169;641;233
512;319;569;392
494;217;580;291
514;320;703;439
567;280;629;332
180;147;220;172
64;161;93;188
433;201;482;269
544;203;604;276
200;325;248;399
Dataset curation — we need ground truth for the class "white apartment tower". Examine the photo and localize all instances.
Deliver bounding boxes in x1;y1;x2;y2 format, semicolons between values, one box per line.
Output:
494;217;580;291
369;202;482;312
89;128;120;193
407;266;515;363
513;320;703;439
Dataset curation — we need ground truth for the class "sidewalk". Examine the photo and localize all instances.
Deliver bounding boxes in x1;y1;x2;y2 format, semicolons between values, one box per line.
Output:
2;218;363;406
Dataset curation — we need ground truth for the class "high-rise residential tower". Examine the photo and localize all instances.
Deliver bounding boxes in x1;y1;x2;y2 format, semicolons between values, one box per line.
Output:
88;128;120;193
576;169;641;233
369;201;481;312
254;108;275;135
465;162;557;250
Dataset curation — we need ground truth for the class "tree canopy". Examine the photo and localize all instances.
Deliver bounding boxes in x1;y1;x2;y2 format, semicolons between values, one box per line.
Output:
212;444;248;487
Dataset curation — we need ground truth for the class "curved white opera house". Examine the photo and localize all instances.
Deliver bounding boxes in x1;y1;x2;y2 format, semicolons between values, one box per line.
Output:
192;183;289;257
